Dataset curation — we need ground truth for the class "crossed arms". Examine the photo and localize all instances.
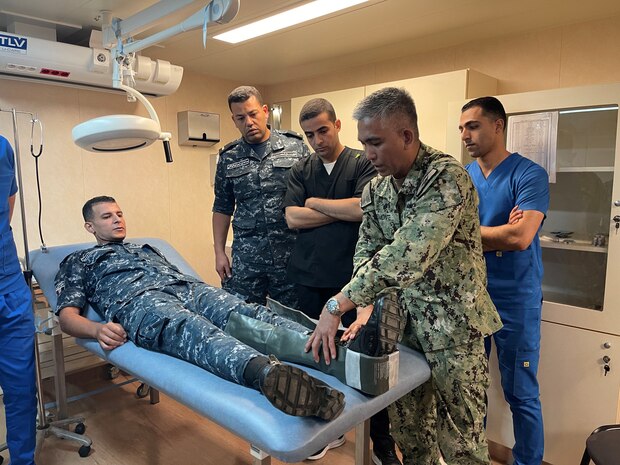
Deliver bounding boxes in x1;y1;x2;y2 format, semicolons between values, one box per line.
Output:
481;206;544;252
285;197;363;229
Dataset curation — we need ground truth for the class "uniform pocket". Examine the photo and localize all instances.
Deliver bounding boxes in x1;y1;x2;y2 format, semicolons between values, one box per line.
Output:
80;247;114;266
135;312;169;350
231;217;256;238
512;348;540;400
272;151;301;168
1;231;22;275
486;249;534;288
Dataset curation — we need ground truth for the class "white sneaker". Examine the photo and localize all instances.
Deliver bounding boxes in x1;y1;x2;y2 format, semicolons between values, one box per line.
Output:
306;435;346;460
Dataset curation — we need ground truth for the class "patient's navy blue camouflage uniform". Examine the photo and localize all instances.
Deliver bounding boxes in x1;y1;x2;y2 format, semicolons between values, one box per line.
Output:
54;242;308;385
213;130;310;307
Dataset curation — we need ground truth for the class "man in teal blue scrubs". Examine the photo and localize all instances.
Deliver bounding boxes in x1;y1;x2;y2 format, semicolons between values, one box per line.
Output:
460;97;549;465
0;135;37;465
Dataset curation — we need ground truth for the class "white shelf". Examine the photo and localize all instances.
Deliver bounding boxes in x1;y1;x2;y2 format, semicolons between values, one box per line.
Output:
556;166;614;172
540;238;607;253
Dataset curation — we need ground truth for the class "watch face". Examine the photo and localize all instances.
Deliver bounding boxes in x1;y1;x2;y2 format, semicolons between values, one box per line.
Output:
326;298;339;314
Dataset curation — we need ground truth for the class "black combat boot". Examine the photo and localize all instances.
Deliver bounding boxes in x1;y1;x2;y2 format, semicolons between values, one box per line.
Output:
347;292;404;357
255;356;345;421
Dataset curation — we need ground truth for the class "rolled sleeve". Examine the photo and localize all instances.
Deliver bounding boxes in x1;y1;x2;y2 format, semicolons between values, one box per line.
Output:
54;254;88;314
212;155;236;215
516;164;549;215
353;158;377;197
283;159;307;208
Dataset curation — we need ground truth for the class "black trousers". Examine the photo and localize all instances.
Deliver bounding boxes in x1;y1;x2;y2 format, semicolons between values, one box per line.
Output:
295;284;356;327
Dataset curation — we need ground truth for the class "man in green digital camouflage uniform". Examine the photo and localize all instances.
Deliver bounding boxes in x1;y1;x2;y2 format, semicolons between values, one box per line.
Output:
306;87;502;465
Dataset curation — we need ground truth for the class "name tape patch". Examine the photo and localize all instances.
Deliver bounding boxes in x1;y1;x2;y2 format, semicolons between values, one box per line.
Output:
227;158;250;171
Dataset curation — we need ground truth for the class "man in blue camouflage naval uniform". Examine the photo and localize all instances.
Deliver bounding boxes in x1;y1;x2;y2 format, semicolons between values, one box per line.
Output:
307;88;503;465
55;196;345;421
212;86;310;307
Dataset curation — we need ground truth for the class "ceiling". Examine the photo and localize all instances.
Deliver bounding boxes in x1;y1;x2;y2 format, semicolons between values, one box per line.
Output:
2;0;620;86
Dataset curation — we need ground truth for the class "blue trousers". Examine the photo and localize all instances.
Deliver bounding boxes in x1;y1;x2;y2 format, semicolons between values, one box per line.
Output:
486;305;544;465
112;282;309;386
0;283;37;465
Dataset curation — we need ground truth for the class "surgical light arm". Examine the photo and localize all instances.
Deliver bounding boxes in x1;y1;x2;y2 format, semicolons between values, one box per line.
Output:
73;0;239;162
107;0;240;57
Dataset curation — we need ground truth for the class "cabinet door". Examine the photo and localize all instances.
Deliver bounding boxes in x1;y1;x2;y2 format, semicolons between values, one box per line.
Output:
486;321;619;464
535;108;616;314
448;84;620;334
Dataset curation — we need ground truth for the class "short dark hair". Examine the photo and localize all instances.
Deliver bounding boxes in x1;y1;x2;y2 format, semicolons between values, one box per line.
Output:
461;96;507;131
227;86;263;110
353;87;419;137
82;196;116;222
299;98;337;124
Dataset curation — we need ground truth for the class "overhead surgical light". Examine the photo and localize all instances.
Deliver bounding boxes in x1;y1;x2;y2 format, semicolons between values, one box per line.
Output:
214;0;369;44
72;0;240;162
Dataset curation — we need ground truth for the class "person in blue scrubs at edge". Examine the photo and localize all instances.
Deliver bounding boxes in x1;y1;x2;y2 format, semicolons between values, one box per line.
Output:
459;97;549;465
0;135;37;465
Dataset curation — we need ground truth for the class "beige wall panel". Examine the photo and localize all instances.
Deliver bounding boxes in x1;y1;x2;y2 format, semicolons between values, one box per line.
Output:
366;70;470;152
265;12;620;104
466;69;499;99
272;100;292;131
165;72;242;285
2;70;240;284
77;90;172;244
290;87;366;151
560;15;620;88
263;64;375;105
453;28;563;95
1;80;89;252
373;47;457;86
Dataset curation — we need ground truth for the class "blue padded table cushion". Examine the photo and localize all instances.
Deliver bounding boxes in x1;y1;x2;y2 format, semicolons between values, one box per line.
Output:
30;238;431;463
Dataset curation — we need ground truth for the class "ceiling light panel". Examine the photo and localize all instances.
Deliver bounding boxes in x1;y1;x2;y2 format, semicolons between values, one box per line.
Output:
214;0;369;44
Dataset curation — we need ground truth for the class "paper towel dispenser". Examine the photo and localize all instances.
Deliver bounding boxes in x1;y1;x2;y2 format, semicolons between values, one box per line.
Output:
177;111;220;147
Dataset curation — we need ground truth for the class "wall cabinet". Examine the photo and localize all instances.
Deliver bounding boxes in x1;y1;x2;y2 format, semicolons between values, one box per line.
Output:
291;69;497;154
448;83;620;464
541;108;616;311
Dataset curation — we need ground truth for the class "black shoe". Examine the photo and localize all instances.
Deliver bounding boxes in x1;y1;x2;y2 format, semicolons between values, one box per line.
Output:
372;443;402;465
306;435;346;460
347;293;404;357
258;356;345;421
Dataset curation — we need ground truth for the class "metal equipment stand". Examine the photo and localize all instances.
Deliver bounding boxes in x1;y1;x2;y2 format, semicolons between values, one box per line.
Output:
0;108;92;463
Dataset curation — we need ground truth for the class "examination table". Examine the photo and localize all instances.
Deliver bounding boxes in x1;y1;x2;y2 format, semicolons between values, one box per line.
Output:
30;238;431;464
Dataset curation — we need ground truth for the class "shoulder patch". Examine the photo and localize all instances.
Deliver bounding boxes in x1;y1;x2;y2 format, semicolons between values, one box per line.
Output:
360;184;373;208
281;129;303;140
416;168;440;197
219;139;240;155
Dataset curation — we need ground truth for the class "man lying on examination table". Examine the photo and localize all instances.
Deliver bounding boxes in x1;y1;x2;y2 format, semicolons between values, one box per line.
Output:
54;196;400;421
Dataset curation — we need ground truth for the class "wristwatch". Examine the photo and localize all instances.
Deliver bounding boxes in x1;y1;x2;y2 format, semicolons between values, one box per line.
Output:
325;297;343;317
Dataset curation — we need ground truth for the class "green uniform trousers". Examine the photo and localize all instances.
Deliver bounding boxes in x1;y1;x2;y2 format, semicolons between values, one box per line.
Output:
390;337;490;465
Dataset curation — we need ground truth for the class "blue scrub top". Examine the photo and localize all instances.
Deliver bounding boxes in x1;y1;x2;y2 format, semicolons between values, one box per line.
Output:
0;135;25;294
466;153;549;308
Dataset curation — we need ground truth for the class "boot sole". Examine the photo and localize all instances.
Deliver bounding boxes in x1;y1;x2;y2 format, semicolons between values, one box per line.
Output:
378;294;405;354
260;364;345;421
